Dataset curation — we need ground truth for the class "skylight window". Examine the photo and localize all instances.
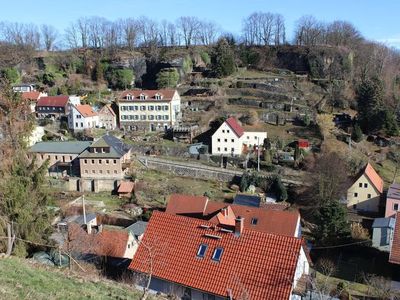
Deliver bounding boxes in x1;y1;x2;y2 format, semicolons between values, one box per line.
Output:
212;247;223;262
197;244;208;258
251;218;258;225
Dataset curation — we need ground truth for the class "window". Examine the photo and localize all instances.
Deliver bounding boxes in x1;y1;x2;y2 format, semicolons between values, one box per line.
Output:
99;170;103;174
224;139;227;142
106;160;109;164
114;170;117;174
70;156;73;160
148;105;154;111
367;194;371;199
55;155;58;160
140;115;146;120
212;247;223;262
99;160;102;164
157;105;162;111
84;159;87;164
75;122;78;127
149;115;154;120
155;94;161;100
231;139;234;142
107;170;110;174
129;106;134;111
359;183;362;187
251;218;258;225
217;147;221;151
84;170;88;174
227;130;230;133
217;138;221;142
140;105;146;111
247;136;250;140
134;106;138;111
163;105;169;111
394;203;399;211
224;147;227;151
222;130;225;133
113;160;117;164
92;170;95;174
196;244;208;258
157;115;162;120
354;193;358;197
80;122;83;127
76;115;81;119
163;115;169;120
91;160;95;164
231;148;234;152
364;183;368;188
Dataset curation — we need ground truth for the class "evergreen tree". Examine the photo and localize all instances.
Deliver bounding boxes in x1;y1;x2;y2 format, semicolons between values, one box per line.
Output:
156;68;179;88
272;176;288;202
314;200;350;246
211;38;236;78
351;123;363;142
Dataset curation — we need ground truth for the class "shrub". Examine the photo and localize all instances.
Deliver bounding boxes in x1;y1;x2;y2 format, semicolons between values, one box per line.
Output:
351;123;363;142
156;68;179;89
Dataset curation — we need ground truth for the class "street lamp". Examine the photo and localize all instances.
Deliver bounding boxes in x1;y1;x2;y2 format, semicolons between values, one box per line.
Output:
257;137;260;172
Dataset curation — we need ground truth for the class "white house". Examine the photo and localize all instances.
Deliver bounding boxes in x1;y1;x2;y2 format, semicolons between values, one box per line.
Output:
118;89;181;132
68;104;99;131
211;117;267;156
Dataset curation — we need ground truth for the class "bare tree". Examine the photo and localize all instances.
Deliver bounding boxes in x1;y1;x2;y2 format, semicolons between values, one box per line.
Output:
274;14;286;45
294;15;326;46
77;17;90;48
41;24;58;51
326;20;362;47
120;18;139;50
364;274;398;299
64;23;80;49
137;17;159;47
176;16;200;47
197;21;218;46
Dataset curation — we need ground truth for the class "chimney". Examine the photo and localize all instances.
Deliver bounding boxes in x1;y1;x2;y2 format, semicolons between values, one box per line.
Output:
234;217;244;237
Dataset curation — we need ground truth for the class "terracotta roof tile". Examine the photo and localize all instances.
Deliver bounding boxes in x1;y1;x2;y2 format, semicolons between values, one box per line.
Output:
118;181;135;193
364;163;384;193
74;104;97;117
166;194;300;237
225;117;244;137
37;95;69;107
21;91;42;101
120;89;176;101
390;212;400;264
129;211;304;299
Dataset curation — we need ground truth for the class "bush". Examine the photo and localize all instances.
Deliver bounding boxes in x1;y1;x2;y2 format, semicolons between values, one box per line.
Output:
200;51;211;66
351;123;363;142
105;68;134;90
182;56;193;74
1;67;20;84
211;38;236;78
156;68;179;88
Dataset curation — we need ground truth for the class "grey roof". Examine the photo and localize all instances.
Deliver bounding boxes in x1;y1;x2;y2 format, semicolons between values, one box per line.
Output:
372;217;395;229
125;221;148;237
74;213;97;225
233;194;261;207
29;141;92;154
388;183;400;200
78;135;132;159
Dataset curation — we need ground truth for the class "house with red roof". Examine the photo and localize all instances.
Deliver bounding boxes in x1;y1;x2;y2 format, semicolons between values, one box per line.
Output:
21;91;48;112
166;194;301;237
211;117;267;156
68;104;99;131
36;95;71;118
346;163;384;213
118;89;181;132
98;104;117;130
129;211;310;299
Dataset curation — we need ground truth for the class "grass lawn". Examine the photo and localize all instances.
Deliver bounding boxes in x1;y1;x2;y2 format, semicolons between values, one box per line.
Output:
134;166;235;207
84;192;123;211
0;257;146;300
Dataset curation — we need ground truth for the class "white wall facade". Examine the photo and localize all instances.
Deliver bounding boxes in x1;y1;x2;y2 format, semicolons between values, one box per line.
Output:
68;106;99;131
346;174;381;212
212;122;267;156
119;91;181;131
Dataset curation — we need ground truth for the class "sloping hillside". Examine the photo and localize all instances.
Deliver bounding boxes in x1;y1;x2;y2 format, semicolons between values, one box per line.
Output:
0;257;145;300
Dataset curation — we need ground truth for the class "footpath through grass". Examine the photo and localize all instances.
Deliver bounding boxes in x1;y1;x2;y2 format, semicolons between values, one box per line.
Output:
0;257;144;300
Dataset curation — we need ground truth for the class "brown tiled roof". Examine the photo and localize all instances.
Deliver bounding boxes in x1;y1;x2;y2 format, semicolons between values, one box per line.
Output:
166;194;300;237
118;181;135;194
225;117;244;138
165;194;209;215
99;104;116;117
67;223;129;258
74;104;97;117
364;163;384;193
120;89;176;101
21;91;42;101
37;95;69;107
129;211;304;299
390;212;400;264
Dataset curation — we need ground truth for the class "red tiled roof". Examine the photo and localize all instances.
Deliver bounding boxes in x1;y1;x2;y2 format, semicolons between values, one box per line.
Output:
364;163;384;193
225;117;244;138
298;139;310;148
120;89;176;101
129;211;304;299
74;104;97;117
166;194;300;237
37;95;69;107
165;194;209;215
99;104;116;117
390;212;400;264
67;223;129;258
118;181;135;194
21;91;42;101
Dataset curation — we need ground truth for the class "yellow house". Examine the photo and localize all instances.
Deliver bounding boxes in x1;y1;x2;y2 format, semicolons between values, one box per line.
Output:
346;163;383;213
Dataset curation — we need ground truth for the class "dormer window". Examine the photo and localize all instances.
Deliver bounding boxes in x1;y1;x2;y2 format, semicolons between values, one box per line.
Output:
140;93;146;100
126;94;133;100
251;218;258;225
155;93;162;100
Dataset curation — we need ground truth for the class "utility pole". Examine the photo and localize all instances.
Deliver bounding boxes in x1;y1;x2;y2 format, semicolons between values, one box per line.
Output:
257;137;260;172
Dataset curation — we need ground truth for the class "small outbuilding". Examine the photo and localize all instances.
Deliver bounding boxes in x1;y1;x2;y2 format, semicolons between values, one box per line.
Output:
117;181;135;198
372;217;395;252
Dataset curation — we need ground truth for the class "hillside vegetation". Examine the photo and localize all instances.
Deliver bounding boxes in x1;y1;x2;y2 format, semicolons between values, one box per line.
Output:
0;258;145;300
